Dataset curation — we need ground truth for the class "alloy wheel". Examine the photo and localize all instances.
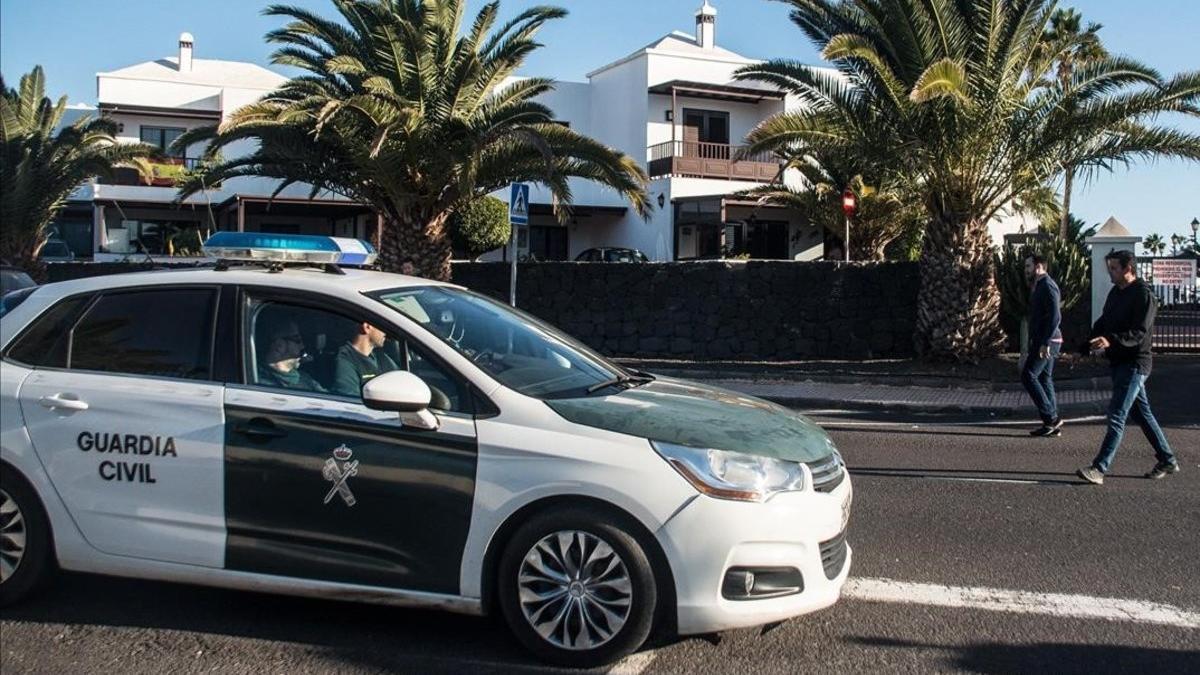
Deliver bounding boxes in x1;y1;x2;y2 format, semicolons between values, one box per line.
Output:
517;530;633;650
0;489;27;584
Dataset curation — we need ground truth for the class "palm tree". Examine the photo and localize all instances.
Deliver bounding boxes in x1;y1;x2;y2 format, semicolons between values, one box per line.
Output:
1;66;157;278
739;149;923;260
1169;233;1186;255
1142;233;1166;256
1033;7;1108;239
736;0;1200;361
176;0;649;280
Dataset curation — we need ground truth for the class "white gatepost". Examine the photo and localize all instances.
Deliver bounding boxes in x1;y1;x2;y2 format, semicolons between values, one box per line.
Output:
1084;216;1140;325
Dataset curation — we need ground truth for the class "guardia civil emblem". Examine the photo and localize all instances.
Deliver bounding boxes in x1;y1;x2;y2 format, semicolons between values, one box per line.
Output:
322;444;358;507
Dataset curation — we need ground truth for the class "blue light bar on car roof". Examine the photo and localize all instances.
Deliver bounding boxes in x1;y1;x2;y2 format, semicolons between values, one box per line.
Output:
202;232;377;266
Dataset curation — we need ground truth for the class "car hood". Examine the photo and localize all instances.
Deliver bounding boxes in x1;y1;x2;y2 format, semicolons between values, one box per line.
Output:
545;377;835;462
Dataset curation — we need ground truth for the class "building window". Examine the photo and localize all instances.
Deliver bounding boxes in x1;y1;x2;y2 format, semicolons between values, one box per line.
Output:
140;126;187;157
682;109;730;145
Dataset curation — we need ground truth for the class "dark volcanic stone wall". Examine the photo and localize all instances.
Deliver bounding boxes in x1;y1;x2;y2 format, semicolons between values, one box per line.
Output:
451;261;921;360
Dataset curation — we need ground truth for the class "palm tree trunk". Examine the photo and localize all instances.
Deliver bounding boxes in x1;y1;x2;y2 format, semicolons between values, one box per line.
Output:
379;210;453;281
1059;166;1074;240
914;214;1006;362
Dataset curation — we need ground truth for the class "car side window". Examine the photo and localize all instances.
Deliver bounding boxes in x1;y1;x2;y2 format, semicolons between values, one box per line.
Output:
69;288;217;380
245;297;469;413
5;294;91;367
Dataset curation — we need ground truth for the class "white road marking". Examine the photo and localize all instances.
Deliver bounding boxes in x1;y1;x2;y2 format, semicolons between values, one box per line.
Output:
843;577;1200;629
813;414;1107;428
607;651;657;674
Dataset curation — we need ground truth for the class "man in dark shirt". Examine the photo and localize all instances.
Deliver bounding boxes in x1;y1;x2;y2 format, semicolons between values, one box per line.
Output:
332;321;400;397
257;319;326;393
1022;254;1064;437
1077;250;1178;485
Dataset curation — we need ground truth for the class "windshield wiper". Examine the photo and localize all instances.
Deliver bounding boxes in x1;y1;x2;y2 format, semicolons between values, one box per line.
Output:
586;373;654;394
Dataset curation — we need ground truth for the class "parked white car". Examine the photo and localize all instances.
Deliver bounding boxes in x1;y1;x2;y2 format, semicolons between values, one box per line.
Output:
0;234;851;667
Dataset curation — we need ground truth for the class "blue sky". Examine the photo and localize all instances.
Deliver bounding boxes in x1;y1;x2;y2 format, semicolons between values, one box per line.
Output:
2;0;1197;244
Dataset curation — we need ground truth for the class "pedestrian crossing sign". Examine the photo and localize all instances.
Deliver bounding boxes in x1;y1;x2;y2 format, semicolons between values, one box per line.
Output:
509;183;530;225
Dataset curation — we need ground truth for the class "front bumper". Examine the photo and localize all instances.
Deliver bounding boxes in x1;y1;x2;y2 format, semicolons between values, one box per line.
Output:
656;475;852;635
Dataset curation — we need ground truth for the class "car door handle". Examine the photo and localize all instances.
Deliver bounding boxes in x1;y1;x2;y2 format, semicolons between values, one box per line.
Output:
39;394;89;411
234;419;288;440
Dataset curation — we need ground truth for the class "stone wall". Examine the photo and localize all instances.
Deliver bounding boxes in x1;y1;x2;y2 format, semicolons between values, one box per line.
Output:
452;261;921;359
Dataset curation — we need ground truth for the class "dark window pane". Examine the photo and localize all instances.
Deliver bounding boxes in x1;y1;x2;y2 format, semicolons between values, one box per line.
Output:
6;295;90;367
70;289;216;379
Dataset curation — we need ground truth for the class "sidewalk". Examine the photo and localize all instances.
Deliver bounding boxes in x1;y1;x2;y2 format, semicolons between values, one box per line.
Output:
616;355;1200;417
682;378;1112;416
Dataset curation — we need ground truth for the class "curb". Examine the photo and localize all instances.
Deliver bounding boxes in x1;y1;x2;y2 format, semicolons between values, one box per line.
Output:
755;395;1110;418
641;368;1110;393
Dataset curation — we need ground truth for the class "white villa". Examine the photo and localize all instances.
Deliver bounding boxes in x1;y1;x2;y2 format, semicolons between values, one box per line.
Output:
53;1;1024;263
54;33;377;262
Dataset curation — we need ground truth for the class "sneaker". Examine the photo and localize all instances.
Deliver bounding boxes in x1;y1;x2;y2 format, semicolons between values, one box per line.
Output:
1031;425;1062;438
1144;462;1181;480
1077;466;1104;485
1048;418;1064;433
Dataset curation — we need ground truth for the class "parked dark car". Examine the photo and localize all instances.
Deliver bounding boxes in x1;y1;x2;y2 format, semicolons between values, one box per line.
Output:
1;265;36;296
575;247;650;263
38;239;75;262
1;264;38;318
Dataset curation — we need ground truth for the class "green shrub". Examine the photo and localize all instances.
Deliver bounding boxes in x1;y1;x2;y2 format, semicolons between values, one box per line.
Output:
450;196;510;260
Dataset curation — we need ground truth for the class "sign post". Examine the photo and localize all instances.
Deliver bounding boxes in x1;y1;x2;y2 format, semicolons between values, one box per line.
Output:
508;183;530;306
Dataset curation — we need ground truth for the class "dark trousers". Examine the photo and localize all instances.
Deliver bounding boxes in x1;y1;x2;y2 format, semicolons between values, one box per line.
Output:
1021;341;1061;425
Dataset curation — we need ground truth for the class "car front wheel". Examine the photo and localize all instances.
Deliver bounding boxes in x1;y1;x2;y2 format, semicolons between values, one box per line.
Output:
498;507;657;667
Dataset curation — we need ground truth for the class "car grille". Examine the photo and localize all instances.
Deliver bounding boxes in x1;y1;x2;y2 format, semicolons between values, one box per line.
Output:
806;453;846;493
819;529;849;580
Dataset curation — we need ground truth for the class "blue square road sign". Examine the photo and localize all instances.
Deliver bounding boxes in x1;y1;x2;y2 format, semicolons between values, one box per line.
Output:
509;183;530;225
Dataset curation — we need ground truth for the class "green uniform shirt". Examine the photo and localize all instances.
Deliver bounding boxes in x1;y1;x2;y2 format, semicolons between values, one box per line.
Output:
332;343;400;397
257;365;326;394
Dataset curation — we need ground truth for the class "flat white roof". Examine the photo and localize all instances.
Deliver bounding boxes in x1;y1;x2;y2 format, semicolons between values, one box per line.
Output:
587;31;755;78
98;57;287;91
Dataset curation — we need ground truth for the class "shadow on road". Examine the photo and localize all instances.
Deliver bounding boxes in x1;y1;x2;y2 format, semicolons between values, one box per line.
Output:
0;572;570;673
852;637;1200;674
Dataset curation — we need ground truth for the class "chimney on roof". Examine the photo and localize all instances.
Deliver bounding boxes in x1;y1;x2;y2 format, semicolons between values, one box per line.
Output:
695;1;716;50
179;32;194;72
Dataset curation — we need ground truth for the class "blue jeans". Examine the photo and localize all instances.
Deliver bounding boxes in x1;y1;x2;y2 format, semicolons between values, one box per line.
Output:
1022;342;1061;425
1092;363;1176;473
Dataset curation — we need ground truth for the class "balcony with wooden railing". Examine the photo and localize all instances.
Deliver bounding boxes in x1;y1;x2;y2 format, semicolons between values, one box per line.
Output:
648;141;780;182
102;157;206;188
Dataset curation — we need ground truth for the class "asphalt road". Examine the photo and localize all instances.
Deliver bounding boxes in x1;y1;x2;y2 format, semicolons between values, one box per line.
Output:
2;378;1197;673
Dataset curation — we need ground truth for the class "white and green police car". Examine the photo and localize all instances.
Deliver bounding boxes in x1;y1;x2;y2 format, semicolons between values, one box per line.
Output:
0;234;851;667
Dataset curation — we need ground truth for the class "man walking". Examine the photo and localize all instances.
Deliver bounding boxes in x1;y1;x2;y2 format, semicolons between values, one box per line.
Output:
1077;250;1179;485
1023;254;1064;437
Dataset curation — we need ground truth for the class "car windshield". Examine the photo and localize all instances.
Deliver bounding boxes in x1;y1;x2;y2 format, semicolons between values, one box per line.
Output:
372;286;632;399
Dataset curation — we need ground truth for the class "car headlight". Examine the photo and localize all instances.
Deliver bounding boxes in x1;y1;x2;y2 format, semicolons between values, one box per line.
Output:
651;441;808;502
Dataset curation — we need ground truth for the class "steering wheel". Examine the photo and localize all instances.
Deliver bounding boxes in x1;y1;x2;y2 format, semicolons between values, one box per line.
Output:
471;349;494;366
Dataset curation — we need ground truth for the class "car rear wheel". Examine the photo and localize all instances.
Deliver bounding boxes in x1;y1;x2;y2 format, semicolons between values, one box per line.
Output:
498;507;657;667
0;472;53;607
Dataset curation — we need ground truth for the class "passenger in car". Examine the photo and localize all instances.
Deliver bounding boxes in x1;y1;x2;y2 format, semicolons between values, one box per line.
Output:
331;321;400;397
257;318;326;393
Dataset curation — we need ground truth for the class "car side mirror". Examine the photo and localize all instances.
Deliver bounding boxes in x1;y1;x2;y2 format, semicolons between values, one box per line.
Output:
361;370;439;431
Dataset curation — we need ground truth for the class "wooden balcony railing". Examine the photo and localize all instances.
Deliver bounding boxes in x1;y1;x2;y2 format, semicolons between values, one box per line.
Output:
647;141;779;181
102;157;205;187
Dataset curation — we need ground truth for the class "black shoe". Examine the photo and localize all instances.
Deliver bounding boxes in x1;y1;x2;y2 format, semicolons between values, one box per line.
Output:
1145;462;1181;480
1048;418;1064;432
1031;425;1062;437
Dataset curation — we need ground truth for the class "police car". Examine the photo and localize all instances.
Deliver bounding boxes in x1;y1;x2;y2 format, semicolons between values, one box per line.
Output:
0;234;851;667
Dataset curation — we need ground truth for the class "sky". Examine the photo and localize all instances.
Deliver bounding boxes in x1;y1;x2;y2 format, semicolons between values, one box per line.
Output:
2;0;1198;245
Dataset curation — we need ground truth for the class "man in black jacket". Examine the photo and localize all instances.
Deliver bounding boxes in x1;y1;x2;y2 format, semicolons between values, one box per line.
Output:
1077;250;1178;485
1022;254;1064;437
